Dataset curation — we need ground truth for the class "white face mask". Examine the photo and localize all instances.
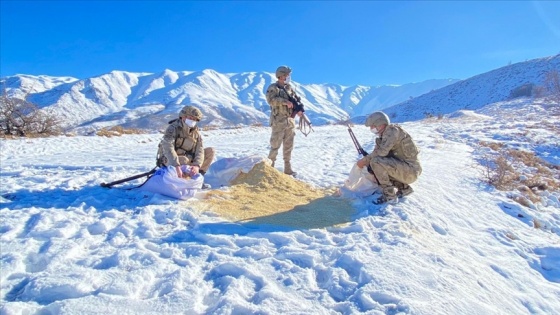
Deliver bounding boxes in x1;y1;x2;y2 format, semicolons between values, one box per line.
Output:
370;127;379;135
285;76;291;84
184;118;197;128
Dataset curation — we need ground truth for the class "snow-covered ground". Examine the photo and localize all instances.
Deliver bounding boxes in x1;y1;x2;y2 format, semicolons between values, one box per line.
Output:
1;98;559;314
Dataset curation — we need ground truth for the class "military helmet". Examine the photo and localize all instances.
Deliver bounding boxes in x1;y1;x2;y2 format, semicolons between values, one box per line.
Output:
365;111;390;127
179;105;203;121
275;65;292;78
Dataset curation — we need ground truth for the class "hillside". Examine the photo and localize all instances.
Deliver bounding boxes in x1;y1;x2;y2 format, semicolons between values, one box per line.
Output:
383;54;560;122
1;70;455;133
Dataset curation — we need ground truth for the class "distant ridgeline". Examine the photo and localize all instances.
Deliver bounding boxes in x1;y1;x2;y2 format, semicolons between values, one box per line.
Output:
1;54;558;132
382;54;560;123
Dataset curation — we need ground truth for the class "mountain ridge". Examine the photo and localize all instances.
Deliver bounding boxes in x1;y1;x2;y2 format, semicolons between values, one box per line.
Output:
2;54;558;133
382;54;560;122
1;69;457;132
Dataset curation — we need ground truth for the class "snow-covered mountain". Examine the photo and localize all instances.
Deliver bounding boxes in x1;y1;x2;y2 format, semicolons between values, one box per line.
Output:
2;54;558;133
382;54;560;123
1;69;456;133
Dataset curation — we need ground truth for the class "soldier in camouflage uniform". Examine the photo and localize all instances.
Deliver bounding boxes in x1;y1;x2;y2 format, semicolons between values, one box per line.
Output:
265;65;303;176
357;111;422;204
158;105;215;182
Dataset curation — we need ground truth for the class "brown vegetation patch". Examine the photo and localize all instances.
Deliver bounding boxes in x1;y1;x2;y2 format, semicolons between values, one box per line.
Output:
533;218;543;229
96;126;145;137
479;141;505;151
201;162;356;229
479;142;560;208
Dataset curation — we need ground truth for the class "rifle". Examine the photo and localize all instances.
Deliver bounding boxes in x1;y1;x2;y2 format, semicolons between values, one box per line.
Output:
100;167;157;189
281;86;314;136
347;124;380;185
347;124;368;156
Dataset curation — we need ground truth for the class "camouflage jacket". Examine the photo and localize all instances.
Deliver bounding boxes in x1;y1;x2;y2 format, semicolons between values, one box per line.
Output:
265;82;297;124
159;118;205;167
364;124;421;167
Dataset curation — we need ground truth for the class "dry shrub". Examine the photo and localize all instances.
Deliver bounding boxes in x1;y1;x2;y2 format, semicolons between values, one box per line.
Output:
507;149;560;192
480;144;560;208
96;126;144;137
494;155;518;189
0;92;62;137
480;152;518;190
479;141;504;151
508;149;539;167
512;195;532;208
517;186;541;204
505;232;519;240
521;174;555;192
533;218;543;229
535;164;553;176
202;125;219;131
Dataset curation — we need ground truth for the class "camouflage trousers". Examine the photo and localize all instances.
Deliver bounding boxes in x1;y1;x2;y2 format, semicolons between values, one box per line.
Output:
177;147;216;173
268;120;296;163
369;156;422;188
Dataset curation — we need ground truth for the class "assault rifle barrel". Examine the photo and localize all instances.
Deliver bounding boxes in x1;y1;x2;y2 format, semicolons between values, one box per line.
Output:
347;125;380;185
347;124;368;157
100;168;156;188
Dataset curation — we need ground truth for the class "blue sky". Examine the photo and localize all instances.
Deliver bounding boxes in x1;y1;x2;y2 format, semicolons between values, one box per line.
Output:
1;1;559;86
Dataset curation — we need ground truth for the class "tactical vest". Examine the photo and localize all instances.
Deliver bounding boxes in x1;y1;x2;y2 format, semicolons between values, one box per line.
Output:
156;119;201;167
271;83;294;117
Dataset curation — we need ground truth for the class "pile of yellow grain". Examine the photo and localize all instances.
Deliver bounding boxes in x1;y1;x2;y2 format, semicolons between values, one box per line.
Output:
201;162;355;229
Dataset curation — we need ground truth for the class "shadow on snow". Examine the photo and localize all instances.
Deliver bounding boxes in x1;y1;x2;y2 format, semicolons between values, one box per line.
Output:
1;185;153;212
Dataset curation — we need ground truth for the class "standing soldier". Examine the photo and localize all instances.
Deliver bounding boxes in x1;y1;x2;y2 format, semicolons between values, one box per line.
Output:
356;111;422;204
157;105;215;187
265;65;302;176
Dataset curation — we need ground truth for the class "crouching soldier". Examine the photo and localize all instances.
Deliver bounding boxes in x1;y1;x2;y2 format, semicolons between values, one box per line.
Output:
356;111;422;204
157;105;215;188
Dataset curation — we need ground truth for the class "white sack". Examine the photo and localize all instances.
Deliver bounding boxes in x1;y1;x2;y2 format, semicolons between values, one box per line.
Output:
340;164;379;197
140;165;204;200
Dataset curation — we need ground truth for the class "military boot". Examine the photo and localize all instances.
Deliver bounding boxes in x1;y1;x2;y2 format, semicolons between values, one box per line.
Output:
392;181;414;198
373;186;398;205
284;161;297;176
397;185;414;198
